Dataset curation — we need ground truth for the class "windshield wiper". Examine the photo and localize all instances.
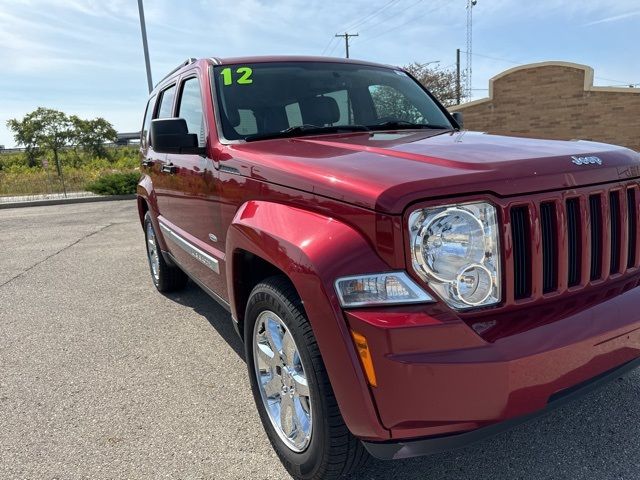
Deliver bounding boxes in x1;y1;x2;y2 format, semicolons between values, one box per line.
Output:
367;120;452;131
245;124;370;142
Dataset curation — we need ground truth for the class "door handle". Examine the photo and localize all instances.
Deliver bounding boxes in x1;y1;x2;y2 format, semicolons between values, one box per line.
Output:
141;159;154;167
161;163;177;174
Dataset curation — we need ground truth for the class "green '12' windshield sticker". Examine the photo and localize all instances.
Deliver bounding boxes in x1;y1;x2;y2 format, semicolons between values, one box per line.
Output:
220;67;253;86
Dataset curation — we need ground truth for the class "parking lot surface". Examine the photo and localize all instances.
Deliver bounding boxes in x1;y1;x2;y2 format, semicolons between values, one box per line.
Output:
1;200;640;479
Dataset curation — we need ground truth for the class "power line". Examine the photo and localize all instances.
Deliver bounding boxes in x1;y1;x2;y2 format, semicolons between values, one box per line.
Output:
355;0;423;35
320;36;338;55
340;0;402;32
361;2;444;42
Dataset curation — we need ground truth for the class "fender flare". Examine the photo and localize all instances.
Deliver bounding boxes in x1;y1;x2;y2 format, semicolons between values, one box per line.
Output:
226;200;391;440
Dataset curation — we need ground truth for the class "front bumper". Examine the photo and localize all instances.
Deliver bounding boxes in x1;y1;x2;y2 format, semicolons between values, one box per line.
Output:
344;274;640;452
362;356;640;459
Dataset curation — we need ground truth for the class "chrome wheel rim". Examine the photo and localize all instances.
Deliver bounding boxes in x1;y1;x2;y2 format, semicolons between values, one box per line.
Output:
252;311;312;452
146;222;160;282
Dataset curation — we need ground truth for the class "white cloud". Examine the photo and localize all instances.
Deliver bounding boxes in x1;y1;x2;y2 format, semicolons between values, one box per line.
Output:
583;10;640;26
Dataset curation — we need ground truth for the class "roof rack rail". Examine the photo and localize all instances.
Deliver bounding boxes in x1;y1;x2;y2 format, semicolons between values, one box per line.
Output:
155;57;197;87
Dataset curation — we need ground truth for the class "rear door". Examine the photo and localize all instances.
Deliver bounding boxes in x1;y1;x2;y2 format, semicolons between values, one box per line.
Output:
158;72;226;296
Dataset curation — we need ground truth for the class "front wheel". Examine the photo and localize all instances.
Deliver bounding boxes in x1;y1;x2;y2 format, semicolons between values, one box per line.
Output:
245;276;368;480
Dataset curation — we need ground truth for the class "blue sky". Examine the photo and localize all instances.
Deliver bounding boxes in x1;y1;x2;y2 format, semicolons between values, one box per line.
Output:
1;0;639;148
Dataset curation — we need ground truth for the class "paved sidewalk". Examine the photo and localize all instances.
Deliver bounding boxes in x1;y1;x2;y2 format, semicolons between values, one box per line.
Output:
0;191;98;204
0;191;134;209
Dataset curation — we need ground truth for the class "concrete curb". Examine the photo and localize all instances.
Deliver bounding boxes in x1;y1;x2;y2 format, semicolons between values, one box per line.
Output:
0;194;136;209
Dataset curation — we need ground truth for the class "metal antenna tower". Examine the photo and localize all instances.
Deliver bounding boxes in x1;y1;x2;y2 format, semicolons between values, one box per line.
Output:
465;0;476;99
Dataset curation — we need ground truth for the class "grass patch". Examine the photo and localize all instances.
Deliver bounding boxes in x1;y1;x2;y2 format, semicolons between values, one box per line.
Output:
0;146;140;197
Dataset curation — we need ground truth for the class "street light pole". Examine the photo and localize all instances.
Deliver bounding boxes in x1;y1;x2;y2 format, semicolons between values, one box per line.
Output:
137;0;153;93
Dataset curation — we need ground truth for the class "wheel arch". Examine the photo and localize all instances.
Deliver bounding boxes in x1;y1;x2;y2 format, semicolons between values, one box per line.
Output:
226;200;391;440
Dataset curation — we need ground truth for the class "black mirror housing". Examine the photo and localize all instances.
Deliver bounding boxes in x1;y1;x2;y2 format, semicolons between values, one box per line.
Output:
451;111;464;129
151;118;205;155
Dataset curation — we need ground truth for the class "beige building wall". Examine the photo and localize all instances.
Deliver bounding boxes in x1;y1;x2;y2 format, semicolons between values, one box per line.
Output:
450;62;640;152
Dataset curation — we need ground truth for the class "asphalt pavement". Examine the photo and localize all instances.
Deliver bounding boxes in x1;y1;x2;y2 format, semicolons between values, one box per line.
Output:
1;200;640;479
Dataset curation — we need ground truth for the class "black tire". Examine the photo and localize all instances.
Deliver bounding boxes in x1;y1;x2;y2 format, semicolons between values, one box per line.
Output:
143;212;188;293
244;276;369;480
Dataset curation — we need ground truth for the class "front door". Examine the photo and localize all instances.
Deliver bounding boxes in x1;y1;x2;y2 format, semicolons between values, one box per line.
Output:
156;73;226;298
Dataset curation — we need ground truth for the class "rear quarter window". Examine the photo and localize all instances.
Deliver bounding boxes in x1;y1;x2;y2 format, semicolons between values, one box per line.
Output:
157;85;176;118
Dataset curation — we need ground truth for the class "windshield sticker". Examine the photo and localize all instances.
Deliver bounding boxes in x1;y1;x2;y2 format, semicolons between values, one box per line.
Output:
220;67;253;86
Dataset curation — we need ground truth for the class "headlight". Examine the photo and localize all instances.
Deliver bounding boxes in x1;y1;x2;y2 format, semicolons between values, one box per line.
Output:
409;202;501;309
335;272;434;308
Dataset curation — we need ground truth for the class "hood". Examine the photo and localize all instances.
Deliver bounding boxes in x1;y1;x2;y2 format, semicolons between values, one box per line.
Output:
225;130;640;214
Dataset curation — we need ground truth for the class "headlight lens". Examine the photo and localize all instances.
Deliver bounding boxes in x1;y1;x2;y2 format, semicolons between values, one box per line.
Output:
409;202;501;309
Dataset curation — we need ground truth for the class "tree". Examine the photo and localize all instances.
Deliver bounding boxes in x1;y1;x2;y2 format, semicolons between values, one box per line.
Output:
6;108;73;174
369;63;466;125
403;62;466;107
6;116;40;167
7;108;119;170
69;116;117;159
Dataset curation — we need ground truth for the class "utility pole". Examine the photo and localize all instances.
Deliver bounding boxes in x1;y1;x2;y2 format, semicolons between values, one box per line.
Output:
137;0;153;93
456;48;461;105
335;32;359;58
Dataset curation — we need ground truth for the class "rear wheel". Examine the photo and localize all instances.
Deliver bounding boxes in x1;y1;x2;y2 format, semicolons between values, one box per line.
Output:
245;276;369;480
144;212;188;292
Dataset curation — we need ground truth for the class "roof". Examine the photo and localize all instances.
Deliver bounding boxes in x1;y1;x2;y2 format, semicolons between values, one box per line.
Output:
152;55;398;93
211;55;395;70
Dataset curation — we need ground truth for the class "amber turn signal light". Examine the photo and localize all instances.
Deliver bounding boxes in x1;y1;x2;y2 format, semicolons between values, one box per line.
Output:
350;330;377;387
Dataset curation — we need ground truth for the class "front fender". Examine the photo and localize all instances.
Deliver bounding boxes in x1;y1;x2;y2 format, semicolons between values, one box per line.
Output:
226;200;391;441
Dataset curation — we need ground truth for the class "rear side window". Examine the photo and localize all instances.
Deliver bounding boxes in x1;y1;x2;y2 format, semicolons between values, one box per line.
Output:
141;94;156;148
177;77;205;147
157;85;176;118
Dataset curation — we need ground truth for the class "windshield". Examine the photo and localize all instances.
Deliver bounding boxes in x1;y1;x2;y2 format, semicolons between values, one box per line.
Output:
212;62;453;142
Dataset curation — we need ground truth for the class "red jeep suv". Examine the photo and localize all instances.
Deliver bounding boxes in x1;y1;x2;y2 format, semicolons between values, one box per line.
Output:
137;56;640;479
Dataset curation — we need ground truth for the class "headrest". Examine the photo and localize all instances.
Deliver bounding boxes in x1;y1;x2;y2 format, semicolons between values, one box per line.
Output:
225;106;241;127
299;96;340;126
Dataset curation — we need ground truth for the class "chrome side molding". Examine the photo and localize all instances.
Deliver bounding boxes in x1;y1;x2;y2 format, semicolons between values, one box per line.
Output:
159;223;220;274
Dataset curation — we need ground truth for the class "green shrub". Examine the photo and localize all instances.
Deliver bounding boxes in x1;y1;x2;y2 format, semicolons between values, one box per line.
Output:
86;172;140;196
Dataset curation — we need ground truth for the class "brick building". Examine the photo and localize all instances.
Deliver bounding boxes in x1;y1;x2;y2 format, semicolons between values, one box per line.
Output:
450;61;640;152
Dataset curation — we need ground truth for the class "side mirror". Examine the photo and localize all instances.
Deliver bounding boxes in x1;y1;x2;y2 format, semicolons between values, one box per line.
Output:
451;111;464;129
150;118;205;155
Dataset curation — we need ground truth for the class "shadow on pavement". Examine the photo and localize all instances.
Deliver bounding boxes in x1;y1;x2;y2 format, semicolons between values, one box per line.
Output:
165;280;246;361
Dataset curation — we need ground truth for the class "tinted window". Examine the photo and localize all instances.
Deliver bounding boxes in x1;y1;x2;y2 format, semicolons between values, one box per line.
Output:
157;85;176;118
213;62;452;141
178;78;205;147
141;94;156;148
